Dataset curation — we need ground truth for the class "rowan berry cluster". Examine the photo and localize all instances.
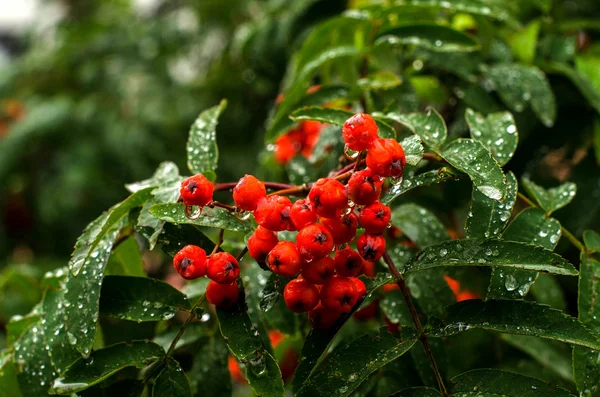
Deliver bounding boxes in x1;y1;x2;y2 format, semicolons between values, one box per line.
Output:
174;113;406;329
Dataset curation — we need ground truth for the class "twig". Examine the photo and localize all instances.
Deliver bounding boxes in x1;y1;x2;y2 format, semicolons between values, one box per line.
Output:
208;201;237;212
211;229;225;256
382;252;448;397
267;184;311;197
422;153;445;163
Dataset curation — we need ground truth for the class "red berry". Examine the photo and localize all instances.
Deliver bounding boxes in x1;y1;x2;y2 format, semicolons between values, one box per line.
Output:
359;202;391;234
333;247;364;277
342;113;379;151
321;213;358;246
301;256;335;285
320;276;359;312
206;280;239;308
362;260;376;278
283;279;320;312
296;223;334;261
254;195;293;231
350;277;367;298
248;226;279;264
366;138;406;178
309;303;342;329
233;174;266;211
180;174;214;207
290;199;317;230
207;252;240;284
357;233;386;262
308;178;348;218
266;241;302;277
347;168;384;205
173;245;207;280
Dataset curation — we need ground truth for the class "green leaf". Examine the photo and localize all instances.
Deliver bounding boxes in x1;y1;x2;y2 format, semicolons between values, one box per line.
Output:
530;274;567;311
99;276;190;322
427;299;600;350
577;55;600;97
150;203;255;233
41;288;79;375
387;0;517;24
64;216;126;357
441;138;506;201
296;327;418;397
403;239;577;276
380;290;412;325
486;64;556;127
391;203;449;248
583;230;600;253
451;369;573;396
153;323;205;353
389;386;441;397
358;71;403;90
522;177;577;215
407;268;456;317
376;24;480;52
50;341;165;394
6;312;40;347
466;109;518;166
574;253;600;394
383;108;447;150
14;320;55;395
547;61;600;115
595;118;600;166
157;223;216;258
292;274;394;393
186;100;227;176
400;135;424;166
152;358;191;397
509;20;541;64
0;354;22;397
189;336;231;397
466;172;518;239
381;167;458;205
259;274;292;313
105;237;145;277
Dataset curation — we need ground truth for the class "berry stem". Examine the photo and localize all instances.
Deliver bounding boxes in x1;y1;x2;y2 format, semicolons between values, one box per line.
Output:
211;229;225;256
267;184;311;197
208;200;238;212
382;252;449;397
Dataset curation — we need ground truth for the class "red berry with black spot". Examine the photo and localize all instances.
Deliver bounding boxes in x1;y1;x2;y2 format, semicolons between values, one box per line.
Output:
180;174;214;207
254;195;293;231
207;252;240;284
359;201;391;234
366;138;406;178
283;279;320;313
309;304;342;329
233;174;266;211
248;226;279;264
290;199;317;230
333;247;364;277
357;233;386;262
301;256;335;285
266;241;302;277
296;223;334;261
342;113;379;151
321;213;358;246
308;178;348;218
320;276;359;313
347;168;383;205
206;280;239;308
350;277;367;299
173;245;207;280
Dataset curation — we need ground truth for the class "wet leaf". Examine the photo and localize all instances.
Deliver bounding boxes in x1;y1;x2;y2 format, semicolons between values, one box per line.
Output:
400;135;424;166
583;230;600;253
189;336;231;397
358;71;403;90
259;274;292;313
522;177;577;215
381;167;458;205
152;358;191;397
389;386;441;397
451;369;573;396
186;100;227;176
383;108;447;150
384;0;517;24
41;288;79;375
376;24;480;53
0;353;22;397
380;290;412;325
466;109;518;166
530;274;567;311
391;203;449;248
105;237;145;277
14;320;54;395
150;203;256;233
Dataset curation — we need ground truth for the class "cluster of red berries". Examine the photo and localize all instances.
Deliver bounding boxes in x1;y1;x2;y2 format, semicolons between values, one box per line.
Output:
175;113;406;329
274;120;323;164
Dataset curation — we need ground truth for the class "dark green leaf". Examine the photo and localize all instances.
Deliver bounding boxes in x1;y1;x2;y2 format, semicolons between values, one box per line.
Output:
427;299;600;349
100;276;190;322
186;100;227;176
105;237;145;277
391;203;449;248
14;320;54;395
150;203;256;233
404;239;576;276
152;358;191;397
522;177;577;215
584;230;600;253
401;135;424;166
358;71;403;90
50;341;165;394
389;386;441;397
548;61;600;115
530;274;567;311
189;335;231;397
0;353;22;397
260;274;292;313
376;24;480;53
380;290;412;325
296;327;418;397
407;268;456;317
451;369;573;396
466;109;518;166
41;288;79;375
466;172;518;239
383;108;447;150
409;338;446;388
387;0;517;24
157;223;216;258
441;138;506;201
6;312;40;347
381;167;459;205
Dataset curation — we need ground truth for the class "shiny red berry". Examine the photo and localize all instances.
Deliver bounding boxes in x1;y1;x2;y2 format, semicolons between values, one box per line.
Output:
362;260;376;278
207;252;240;284
309;303;342;329
347;168;384;205
233;174;266;211
248;226;279;264
350;277;367;298
333;247;364;277
206;280;239;308
254;195;293;231
290;199;317;230
266;241;302;277
320;276;359;312
180;174;214;207
173;245;207;280
308;178;348;218
342;113;379;151
359;202;391;234
366;138;406;178
283;279;320;313
296;223;334;261
321;213;358;246
301;256;335;285
357;233;386;262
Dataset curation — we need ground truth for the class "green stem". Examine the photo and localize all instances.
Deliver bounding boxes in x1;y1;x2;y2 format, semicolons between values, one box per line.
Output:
166;294;206;358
